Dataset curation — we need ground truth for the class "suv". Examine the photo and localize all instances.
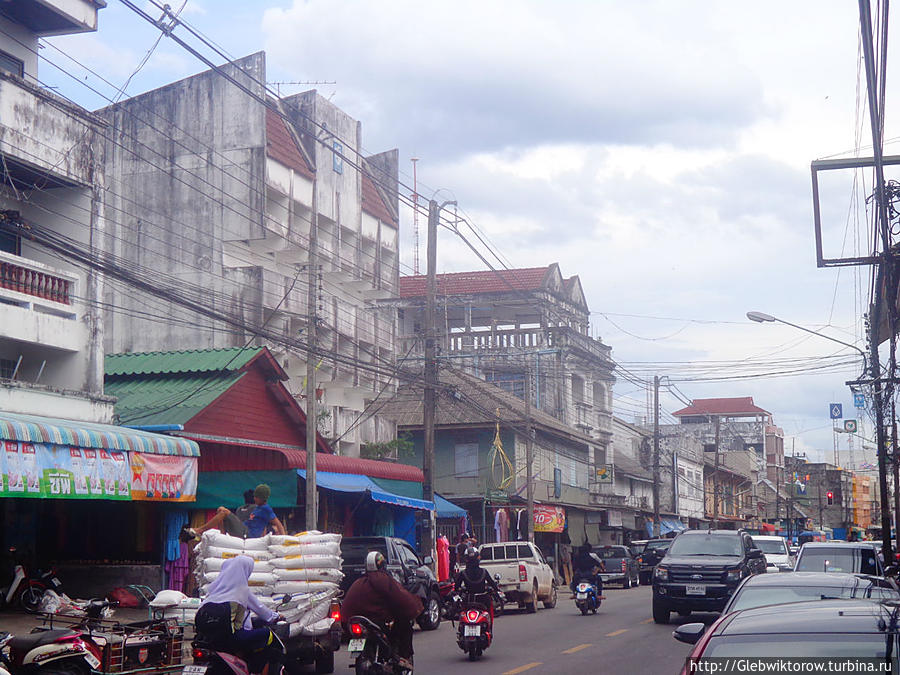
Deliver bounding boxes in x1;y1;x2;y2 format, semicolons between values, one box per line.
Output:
652;529;766;624
794;542;884;576
340;536;442;630
637;538;671;585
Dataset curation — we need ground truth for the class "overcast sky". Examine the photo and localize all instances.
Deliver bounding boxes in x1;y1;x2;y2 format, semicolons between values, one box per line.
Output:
42;0;900;466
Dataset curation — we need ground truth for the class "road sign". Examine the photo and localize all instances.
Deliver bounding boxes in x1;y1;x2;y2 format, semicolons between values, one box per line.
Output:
854;393;866;408
844;420;858;433
830;403;843;419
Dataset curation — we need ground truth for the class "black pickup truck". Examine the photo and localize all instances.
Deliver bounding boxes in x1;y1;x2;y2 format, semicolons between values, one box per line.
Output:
637;538;671;585
339;536;442;630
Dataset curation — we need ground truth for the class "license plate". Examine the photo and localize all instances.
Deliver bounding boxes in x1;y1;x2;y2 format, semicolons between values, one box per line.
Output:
183;666;207;675
577;593;587;600
348;639;366;653
464;625;481;637
685;584;706;595
84;651;101;669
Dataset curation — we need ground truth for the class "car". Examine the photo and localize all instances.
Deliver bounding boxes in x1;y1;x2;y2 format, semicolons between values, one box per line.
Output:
339;536;443;630
672;599;900;670
636;538;671;585
652;529;766;624
593;545;640;588
793;541;884;576
628;539;648;557
750;534;794;572
479;541;558;613
721;571;899;614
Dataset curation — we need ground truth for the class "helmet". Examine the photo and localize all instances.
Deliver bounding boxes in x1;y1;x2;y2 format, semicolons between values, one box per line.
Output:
365;551;386;572
463;546;480;563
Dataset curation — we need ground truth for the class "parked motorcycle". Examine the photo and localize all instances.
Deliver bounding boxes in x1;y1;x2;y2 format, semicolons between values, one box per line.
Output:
437;580;456;620
346;616;411;675
0;627;102;675
574;580;600;615
0;547;61;613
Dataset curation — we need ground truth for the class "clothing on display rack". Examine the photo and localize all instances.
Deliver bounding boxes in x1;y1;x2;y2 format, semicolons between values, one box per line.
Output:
498;508;509;541
437;535;450;581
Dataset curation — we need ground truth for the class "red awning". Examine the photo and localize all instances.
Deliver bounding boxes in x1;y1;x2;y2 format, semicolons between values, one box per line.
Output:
760;522;776;532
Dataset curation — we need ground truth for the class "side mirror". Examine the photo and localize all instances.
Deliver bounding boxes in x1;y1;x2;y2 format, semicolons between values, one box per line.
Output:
673;623;706;645
748;549;763;558
422;556;434;566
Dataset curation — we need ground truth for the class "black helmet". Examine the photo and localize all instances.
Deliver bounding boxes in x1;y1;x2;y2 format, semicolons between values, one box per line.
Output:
463;546;480;563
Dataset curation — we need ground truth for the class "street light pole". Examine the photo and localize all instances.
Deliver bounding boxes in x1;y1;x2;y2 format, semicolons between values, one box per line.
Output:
746;312;867;372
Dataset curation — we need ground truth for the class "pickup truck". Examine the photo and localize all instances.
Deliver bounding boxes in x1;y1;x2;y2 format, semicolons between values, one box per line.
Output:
478;541;558;613
339;536;442;630
636;538;671;585
594;545;641;588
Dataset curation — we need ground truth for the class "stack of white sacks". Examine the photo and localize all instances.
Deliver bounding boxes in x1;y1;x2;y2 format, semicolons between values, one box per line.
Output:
195;530;343;638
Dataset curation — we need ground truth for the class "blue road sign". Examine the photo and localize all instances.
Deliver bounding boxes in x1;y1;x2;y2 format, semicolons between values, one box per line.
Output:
830;403;843;419
854;393;866;408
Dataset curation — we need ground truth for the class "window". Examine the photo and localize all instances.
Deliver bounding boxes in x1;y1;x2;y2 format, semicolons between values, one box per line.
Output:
332;140;343;174
485;371;525;399
397;543;420;569
0;50;24;78
0;359;15;379
454;443;478;477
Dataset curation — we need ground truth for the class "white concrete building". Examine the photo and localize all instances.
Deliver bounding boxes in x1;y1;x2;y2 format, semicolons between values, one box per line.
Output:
0;0;113;423
99;53;399;455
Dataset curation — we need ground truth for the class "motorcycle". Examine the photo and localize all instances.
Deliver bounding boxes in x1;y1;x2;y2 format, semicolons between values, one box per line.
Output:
191;620;288;675
452;586;504;663
436;580;456;620
346;616;411;675
573;579;601;615
0;627;102;675
0;547;61;613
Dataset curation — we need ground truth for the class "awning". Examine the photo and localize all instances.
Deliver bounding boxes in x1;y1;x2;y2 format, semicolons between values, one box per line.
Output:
434;494;467;519
194;470;298;508
645;516;687;536
760;522;776;533
0;411;199;456
298;470;433;511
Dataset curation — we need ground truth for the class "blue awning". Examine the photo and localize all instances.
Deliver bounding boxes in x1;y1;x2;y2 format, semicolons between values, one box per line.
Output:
297;470;433;511
435;493;467;519
645;516;687;536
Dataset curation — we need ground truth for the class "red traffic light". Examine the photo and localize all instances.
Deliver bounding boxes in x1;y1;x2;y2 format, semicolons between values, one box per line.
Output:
826;491;833;499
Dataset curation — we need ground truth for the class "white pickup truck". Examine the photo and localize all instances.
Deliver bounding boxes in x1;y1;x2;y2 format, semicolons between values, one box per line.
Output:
478;541;558;613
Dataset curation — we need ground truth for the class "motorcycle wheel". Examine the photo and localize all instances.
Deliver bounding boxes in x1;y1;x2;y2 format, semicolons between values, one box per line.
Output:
314;649;335;674
37;664;87;675
18;581;46;613
579;605;588;616
467;645;480;662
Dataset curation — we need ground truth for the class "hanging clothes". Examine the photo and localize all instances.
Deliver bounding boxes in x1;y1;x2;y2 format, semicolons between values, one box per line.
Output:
165;542;191;592
494;509;502;542
497;508;509;541
373;505;394;537
436;535;450;581
165;511;188;562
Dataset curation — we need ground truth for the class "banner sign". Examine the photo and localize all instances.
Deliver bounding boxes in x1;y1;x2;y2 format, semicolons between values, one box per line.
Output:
130;452;197;502
595;465;613;484
534;504;566;533
829;403;843;420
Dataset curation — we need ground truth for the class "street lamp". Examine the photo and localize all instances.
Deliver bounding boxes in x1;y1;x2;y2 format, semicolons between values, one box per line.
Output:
746;311;867;373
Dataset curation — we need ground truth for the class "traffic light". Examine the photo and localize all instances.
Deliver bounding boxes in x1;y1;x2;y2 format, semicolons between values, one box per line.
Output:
826;491;834;505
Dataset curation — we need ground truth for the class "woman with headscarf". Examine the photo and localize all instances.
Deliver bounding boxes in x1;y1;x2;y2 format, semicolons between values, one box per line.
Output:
195;556;282;674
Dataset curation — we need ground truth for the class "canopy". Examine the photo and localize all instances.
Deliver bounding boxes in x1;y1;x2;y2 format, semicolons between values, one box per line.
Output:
0;410;199;456
645;516;687;537
194;470;298;508
434;493;467;519
297;469;433;511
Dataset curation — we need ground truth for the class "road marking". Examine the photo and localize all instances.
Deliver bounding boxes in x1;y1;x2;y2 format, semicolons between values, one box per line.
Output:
503;663;543;675
606;629;629;637
561;643;592;654
640;618;654;624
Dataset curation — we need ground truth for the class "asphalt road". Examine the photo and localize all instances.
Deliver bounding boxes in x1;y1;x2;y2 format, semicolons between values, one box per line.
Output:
335;583;703;675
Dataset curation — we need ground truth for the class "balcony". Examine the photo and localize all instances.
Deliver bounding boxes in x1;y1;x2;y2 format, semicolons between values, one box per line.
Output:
3;0;102;36
0;251;83;352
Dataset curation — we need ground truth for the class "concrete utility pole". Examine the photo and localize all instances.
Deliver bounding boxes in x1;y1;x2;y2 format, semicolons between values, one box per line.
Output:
712;416;721;527
422;200;439;562
653;375;661;538
305;178;319;531
526;364;535;542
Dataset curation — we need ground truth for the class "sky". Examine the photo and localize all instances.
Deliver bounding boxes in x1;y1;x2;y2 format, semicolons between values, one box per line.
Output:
38;0;900;465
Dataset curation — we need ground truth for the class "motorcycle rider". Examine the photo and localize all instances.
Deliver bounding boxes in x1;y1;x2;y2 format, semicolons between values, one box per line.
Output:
194;556;284;675
453;547;502;620
570;543;604;597
341;551;423;671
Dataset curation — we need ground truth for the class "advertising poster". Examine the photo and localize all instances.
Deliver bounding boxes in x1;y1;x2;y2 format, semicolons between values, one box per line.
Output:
533;504;566;533
130;452;197;502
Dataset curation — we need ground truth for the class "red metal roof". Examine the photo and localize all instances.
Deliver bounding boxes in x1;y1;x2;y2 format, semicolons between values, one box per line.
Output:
265;107;314;179
672;397;771;418
362;172;396;226
399;266;551;299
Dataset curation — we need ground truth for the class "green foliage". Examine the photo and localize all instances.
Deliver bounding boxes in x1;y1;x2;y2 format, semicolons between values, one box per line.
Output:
361;433;415;461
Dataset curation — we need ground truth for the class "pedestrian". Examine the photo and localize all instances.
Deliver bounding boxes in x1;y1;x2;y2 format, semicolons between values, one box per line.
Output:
183;484;286;540
560;535;573;586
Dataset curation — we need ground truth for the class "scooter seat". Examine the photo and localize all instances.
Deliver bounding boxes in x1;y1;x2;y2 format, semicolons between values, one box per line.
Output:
10;629;79;652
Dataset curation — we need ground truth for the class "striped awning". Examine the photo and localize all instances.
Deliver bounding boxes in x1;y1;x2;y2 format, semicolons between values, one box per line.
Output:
0;411;199;457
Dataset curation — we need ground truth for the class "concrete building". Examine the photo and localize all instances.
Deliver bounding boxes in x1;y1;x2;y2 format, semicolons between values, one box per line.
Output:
98;52;400;455
0;0;113;423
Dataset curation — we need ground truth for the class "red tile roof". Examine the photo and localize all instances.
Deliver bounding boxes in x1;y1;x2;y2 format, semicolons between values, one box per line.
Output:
265;107;314;179
672;397;771;418
362;172;396;226
399;266;550;298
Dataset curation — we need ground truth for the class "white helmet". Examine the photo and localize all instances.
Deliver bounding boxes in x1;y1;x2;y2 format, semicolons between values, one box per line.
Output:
365;551;386;572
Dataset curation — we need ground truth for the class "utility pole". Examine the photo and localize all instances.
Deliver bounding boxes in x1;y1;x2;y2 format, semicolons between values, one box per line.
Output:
653;375;661;538
422;200;439;562
526;364;535;542
304;177;319;531
817;471;824;530
893;414;899;545
712;416;721;527
775;464;781;533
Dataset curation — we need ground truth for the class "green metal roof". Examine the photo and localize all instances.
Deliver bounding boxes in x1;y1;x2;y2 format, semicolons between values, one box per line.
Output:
105;372;244;426
105;347;263;377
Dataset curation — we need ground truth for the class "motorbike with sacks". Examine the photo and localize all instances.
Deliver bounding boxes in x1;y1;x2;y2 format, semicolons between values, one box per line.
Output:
573;579;601;615
191;612;288;675
451;585;505;662
346;616;411;675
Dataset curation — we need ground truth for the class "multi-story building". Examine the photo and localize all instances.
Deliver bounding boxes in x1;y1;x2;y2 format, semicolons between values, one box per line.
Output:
98;52;400;455
0;0;112;423
785;458;873;535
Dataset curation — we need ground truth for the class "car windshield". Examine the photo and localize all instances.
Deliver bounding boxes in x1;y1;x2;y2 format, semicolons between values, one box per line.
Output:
795;548;880;575
752;539;788;555
667;534;742;557
645;541;670;551
342;540;388;566
703;633;895;658
728;585;899;612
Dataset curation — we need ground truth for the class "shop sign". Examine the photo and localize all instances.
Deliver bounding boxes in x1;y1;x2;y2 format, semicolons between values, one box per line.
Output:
130;452;197;502
0;442;130;500
534;504;566;533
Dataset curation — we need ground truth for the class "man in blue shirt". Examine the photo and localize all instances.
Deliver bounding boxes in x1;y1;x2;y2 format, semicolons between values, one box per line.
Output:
183;484;286;540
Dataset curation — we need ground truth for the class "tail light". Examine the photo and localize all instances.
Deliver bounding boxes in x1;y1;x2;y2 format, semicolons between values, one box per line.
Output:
621;560;626;572
349;622;364;636
465;610;480;623
329;601;341;622
192;648;210;661
637;556;642;564
518;564;527;582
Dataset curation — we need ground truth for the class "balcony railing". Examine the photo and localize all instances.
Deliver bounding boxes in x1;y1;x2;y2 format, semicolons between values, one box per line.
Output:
0;251;77;316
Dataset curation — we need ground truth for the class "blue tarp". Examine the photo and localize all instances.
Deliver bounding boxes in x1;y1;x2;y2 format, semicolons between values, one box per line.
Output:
297;470;434;511
434;493;467;519
645;516;687;537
